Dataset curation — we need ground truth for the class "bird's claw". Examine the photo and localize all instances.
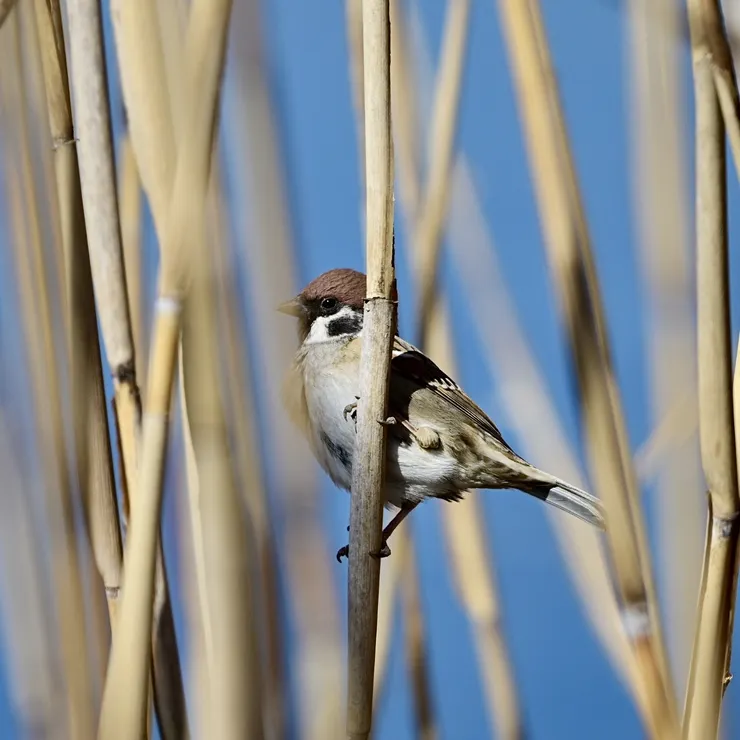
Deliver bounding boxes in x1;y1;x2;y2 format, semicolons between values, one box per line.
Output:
378;416;397;426
371;543;392;559
336;540;392;562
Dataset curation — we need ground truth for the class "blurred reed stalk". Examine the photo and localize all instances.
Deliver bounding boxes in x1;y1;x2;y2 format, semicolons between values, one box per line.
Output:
495;0;678;736
393;2;526;737
118;135;145;386
346;1;396;738
626;0;704;695
227;1;347;737
64;0;191;734
33;0;124;645
180;177;263;740
2;9;102;737
0;0;16;29
98;0;233;736
683;2;740;738
0;412;62;737
411;0;469;350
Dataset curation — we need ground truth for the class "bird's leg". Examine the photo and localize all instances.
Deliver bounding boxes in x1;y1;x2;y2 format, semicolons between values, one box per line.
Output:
336;501;419;562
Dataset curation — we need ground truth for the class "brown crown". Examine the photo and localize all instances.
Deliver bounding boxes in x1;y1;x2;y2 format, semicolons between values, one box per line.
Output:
299;267;398;307
299;268;367;308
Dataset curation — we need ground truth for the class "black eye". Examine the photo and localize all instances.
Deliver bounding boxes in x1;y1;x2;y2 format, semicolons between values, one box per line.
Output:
320;297;338;312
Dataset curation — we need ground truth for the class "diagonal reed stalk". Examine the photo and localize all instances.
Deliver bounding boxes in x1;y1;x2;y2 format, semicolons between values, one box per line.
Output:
683;2;740;737
97;0;233;736
32;0;124;641
347;1;396;738
627;0;704;695
495;1;678;736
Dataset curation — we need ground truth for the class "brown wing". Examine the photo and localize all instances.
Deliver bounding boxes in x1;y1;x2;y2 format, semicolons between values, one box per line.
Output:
391;337;516;454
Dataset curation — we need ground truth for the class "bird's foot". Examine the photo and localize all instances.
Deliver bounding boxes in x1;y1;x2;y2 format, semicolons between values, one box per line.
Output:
336;539;392;563
378;416;397;426
343;397;360;425
371;542;392;559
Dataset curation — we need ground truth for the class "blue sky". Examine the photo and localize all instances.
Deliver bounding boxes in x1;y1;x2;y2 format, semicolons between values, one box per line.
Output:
1;0;739;738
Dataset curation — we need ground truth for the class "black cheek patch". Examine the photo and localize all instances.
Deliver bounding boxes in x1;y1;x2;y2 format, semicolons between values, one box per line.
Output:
326;314;362;337
320;432;352;470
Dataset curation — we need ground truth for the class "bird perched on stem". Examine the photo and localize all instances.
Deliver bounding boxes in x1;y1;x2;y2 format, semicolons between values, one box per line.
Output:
279;268;606;561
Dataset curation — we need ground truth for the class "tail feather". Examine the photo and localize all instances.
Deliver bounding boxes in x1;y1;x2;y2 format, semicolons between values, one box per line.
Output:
526;475;606;530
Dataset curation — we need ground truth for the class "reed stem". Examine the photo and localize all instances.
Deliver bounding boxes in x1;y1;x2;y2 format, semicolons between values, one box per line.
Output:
347;1;395;737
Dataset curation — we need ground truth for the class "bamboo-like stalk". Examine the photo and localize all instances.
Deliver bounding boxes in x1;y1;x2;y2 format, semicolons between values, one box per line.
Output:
693;0;740;181
496;1;678;735
119;135;145;387
413;0;469;349
63;0;142;515
683;3;740;736
32;0;124;637
1;13;98;738
97;0;234;736
211;187;287;740
346;1;396;738
349;3;439;730
627;0;704;694
180;189;263;740
64;1;190;735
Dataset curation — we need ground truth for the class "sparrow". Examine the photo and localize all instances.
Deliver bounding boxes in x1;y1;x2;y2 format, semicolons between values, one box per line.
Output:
279;268;606;561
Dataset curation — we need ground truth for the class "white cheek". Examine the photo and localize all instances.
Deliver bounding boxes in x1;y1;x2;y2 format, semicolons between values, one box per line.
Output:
305;315;333;344
304;305;362;345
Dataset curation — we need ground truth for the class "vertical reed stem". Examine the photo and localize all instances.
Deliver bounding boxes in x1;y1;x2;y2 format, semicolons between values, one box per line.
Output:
683;3;740;736
347;1;395;737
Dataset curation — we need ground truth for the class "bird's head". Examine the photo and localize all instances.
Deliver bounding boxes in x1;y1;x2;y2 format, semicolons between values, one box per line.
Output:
278;268;368;344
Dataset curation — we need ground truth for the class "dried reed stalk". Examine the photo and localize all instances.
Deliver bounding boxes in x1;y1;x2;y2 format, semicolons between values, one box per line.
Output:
211;187;286;740
0;14;96;737
64;0;142;531
692;0;740;180
228;1;344;737
412;0;469;350
180;191;263;740
348;3;439;731
0;0;16;29
627;0;704;693
0;412;61;737
394;2;525;736
496;1;678;735
97;0;233;735
119;136;145;386
347;1;396;738
33;0;124;635
683;3;740;737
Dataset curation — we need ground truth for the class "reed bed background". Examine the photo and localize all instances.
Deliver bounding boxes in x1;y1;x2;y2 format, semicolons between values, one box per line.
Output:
0;0;739;738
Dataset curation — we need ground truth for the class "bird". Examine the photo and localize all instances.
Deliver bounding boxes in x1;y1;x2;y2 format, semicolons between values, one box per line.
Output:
278;267;606;561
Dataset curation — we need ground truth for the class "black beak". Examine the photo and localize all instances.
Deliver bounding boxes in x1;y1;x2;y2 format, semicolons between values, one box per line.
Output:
277;297;304;317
